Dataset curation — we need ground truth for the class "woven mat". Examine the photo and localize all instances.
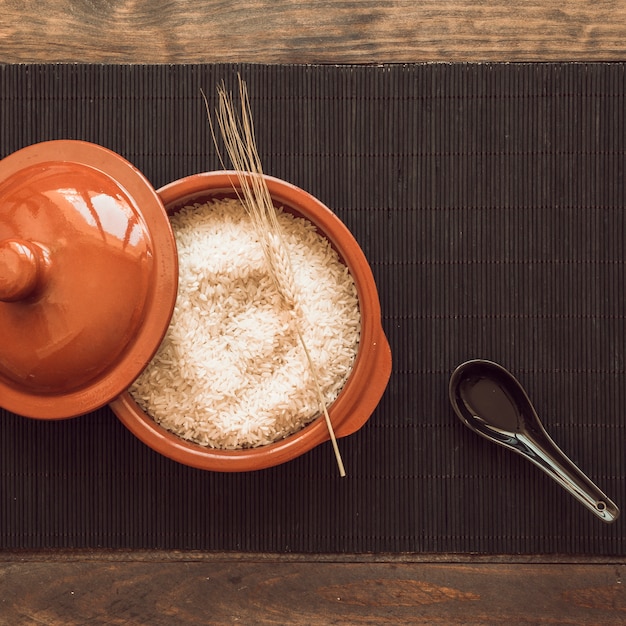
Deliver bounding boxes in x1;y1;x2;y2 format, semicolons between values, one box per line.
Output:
1;63;624;554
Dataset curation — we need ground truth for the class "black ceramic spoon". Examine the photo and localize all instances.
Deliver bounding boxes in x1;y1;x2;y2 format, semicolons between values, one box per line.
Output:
449;359;619;523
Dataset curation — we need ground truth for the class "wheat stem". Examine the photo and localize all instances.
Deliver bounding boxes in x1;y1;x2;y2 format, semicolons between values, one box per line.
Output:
203;77;346;477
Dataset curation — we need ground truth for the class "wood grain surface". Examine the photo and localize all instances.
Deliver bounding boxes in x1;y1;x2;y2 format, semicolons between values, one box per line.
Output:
1;0;625;63
1;553;625;624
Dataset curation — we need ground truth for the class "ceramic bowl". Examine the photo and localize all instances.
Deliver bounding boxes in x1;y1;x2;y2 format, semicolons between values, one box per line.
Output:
109;171;391;471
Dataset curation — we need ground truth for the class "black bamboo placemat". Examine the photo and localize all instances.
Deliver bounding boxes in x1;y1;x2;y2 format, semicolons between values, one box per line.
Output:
0;63;624;555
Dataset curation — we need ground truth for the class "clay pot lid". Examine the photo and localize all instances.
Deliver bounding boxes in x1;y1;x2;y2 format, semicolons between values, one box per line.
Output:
0;140;178;419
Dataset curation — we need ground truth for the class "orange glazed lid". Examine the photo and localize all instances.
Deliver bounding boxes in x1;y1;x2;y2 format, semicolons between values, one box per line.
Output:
0;140;178;419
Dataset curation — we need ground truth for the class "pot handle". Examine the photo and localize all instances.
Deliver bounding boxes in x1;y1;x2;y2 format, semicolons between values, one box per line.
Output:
334;325;392;438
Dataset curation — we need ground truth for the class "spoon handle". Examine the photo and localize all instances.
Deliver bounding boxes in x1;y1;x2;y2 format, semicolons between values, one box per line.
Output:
516;431;619;523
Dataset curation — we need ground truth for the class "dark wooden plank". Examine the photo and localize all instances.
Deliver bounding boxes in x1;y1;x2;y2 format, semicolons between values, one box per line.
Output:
0;1;625;63
0;553;624;624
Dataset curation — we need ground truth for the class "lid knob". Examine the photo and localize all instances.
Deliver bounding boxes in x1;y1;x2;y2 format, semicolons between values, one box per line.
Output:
0;239;47;301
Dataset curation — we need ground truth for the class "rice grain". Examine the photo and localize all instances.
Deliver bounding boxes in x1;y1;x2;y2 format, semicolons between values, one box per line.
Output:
130;197;361;449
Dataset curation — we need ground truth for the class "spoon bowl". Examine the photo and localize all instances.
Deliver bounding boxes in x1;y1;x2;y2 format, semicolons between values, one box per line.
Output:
449;359;619;523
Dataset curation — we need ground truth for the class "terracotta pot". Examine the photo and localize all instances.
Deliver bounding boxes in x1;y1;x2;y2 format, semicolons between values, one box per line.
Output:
109;171;392;472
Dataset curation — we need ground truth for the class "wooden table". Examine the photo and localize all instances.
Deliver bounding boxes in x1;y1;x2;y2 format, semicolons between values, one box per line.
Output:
1;2;625;623
1;0;625;63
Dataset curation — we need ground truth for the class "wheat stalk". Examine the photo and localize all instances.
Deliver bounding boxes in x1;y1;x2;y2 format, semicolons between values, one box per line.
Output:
203;77;346;477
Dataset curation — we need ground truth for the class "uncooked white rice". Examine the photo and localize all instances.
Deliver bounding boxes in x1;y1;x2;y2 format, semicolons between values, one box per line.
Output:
130;197;361;449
